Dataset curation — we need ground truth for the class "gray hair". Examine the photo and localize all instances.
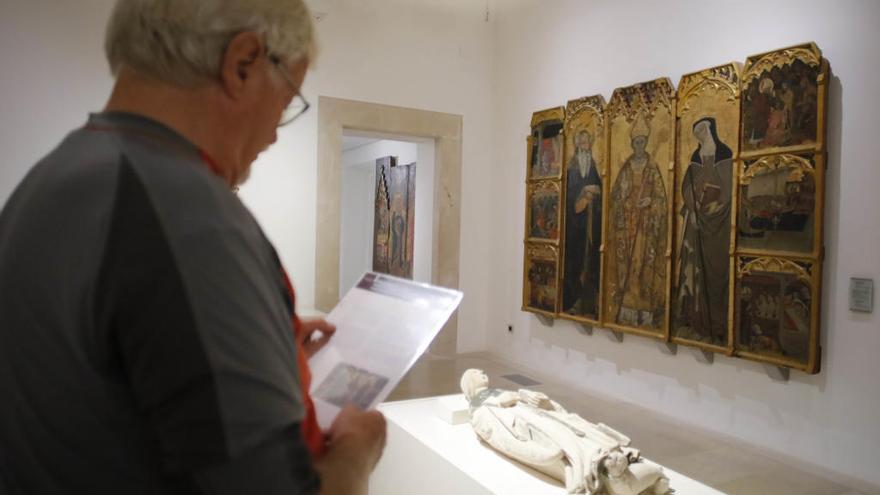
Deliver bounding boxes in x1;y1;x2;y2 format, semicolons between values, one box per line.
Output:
105;0;316;87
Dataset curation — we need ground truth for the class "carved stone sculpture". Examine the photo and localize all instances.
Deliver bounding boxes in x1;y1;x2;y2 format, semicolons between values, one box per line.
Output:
461;369;671;495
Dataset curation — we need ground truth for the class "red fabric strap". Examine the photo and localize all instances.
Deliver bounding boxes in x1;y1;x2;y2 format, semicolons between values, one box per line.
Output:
280;268;326;459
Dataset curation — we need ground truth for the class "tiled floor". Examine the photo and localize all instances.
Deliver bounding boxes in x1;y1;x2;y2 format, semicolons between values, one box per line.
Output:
387;351;878;495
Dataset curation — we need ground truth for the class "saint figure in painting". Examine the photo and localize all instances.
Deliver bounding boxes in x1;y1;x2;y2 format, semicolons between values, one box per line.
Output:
609;115;667;328
563;129;602;317
390;193;406;272
674;117;734;343
531;123;563;178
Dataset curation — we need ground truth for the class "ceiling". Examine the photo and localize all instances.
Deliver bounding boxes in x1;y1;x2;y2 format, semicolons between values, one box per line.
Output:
341;135;380;151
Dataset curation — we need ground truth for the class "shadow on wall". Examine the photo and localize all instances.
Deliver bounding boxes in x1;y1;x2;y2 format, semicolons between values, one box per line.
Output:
819;75;842;375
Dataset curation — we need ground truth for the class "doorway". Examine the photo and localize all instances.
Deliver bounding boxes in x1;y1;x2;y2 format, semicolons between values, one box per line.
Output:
315;97;462;354
339;132;435;294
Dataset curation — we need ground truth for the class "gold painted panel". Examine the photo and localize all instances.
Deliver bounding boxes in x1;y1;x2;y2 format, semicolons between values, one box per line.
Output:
528;107;565;181
733;256;820;373
741;43;827;157
737;152;823;258
522;243;560;316
517;43;829;374
559;95;606;324
671;63;741;350
526;180;563;242
602;79;675;337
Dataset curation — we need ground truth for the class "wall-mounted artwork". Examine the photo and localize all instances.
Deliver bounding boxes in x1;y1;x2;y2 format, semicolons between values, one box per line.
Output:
560;96;606;323
741;43;827;157
602;79;675;337
528;181;562;241
733;44;827;373
671;63;741;350
529;107;565;181
737;153;822;257
522;244;560;316
373;156;416;279
519;42;829;374
523;108;565;317
734;256;819;372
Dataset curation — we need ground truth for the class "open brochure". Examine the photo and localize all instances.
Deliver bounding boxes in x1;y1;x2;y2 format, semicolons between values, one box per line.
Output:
309;272;463;429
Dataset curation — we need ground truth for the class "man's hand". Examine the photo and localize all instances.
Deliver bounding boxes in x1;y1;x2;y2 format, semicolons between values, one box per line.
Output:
326;406;387;471
299;318;336;359
316;406;387;495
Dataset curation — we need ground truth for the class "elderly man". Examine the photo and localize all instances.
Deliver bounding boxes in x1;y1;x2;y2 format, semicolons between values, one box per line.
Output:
0;1;385;494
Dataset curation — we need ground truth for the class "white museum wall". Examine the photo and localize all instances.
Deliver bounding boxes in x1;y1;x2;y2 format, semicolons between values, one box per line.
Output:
339;138;436;294
0;0;494;354
415;140;436;285
487;0;880;488
0;1;115;207
339;159;374;296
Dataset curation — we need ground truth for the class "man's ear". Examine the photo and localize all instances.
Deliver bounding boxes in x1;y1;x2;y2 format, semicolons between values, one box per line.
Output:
219;31;264;99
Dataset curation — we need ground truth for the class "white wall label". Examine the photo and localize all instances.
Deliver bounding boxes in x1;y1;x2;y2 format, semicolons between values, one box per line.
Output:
849;278;874;313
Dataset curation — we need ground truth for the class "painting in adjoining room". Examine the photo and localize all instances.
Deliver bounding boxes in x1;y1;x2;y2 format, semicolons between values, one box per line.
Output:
529;108;565;180
737;153;820;256
602;78;675;336
734;257;818;372
741;43;827;155
522;244;560;315
671;63;741;349
560;95;606;323
528;182;561;240
373;156;416;279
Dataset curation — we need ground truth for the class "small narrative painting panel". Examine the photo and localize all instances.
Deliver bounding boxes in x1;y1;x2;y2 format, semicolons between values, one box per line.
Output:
560;95;607;323
529;107;565;181
602;79;675;337
522;243;560;316
527;181;562;241
671;63;740;350
734;256;819;372
373;156;416;279
741;43;827;157
737;152;822;257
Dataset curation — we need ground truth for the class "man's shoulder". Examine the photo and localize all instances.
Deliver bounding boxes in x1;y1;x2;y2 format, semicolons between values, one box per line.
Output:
1;125;128;223
39;115;265;253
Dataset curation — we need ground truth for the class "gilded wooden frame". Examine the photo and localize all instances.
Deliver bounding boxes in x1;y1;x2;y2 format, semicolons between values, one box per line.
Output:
740;43;828;159
732;256;821;373
733;42;827;373
528;107;566;182
522;243;561;316
601;78;676;340
526;180;563;242
523;107;565;316
736;152;825;259
558;95;607;325
670;63;741;354
518;43;829;374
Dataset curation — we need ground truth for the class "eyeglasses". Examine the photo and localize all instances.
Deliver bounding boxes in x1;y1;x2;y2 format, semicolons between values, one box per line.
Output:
268;54;310;126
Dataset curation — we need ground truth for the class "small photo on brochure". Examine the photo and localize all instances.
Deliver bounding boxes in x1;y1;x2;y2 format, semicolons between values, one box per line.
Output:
314;363;390;410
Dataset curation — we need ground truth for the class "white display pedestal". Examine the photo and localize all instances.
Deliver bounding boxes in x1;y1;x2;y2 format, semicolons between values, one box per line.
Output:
370;395;724;495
